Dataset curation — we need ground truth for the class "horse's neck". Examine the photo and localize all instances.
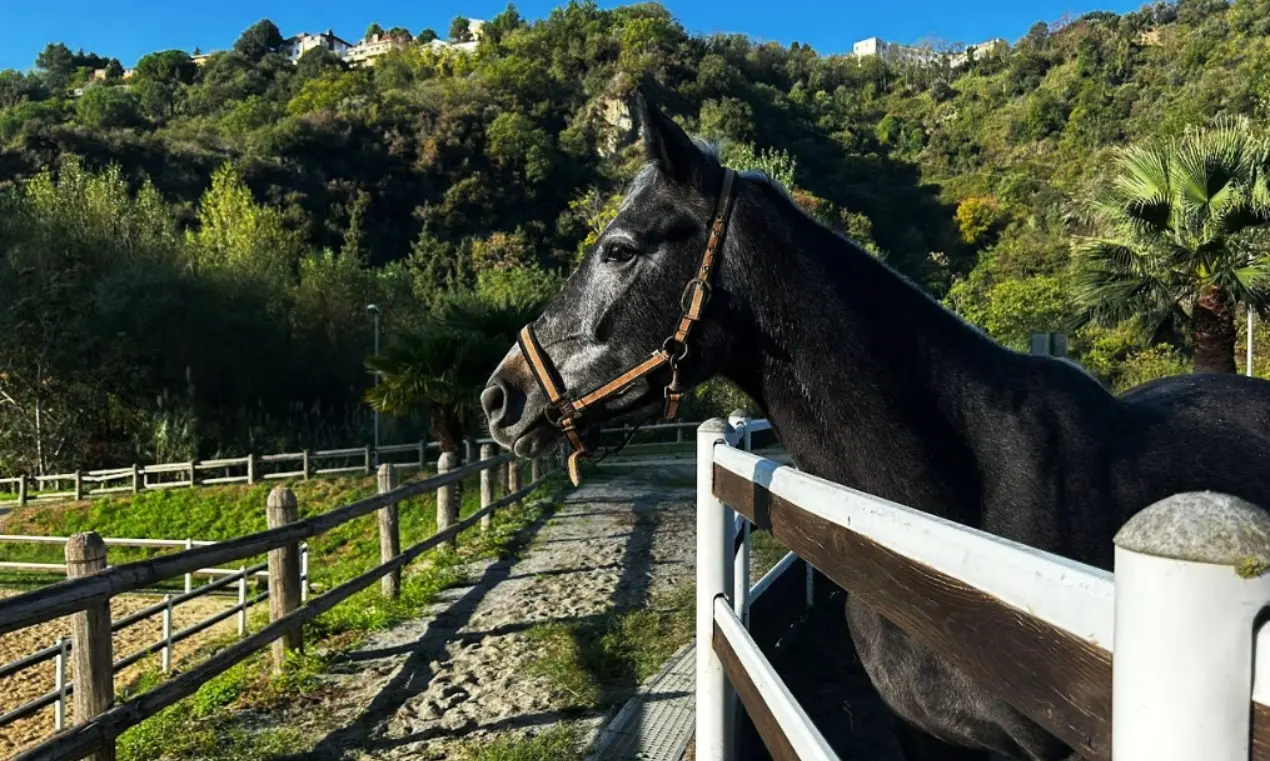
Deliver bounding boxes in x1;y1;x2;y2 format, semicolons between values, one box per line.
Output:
723;209;1010;521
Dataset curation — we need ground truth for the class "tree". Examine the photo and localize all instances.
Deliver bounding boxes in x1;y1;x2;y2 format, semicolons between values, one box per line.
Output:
295;47;346;82
104;59;125;80
364;294;546;452
386;26;413;41
416;28;438;44
34;43;76;91
365;22;384;40
1071;116;1270;373
74;85;142;129
449;16;473;42
234;19;285;62
134;50;198;86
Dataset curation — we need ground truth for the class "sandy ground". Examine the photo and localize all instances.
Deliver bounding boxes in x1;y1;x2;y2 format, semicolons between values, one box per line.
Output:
253;464;699;760
0;587;254;757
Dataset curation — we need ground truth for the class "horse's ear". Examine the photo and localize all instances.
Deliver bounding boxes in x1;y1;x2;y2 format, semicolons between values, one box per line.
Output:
634;86;709;188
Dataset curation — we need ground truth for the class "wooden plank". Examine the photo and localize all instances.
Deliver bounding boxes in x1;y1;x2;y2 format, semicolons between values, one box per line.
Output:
1254;702;1270;761
713;622;800;761
714;465;1113;760
9;471;548;761
65;533;115;761
0;454;513;635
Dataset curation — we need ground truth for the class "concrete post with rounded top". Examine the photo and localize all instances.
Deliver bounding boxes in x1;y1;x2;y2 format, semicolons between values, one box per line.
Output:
437;451;458;548
696;418;735;761
377;464;400;599
65;532;115;760
266;486;302;670
1113;491;1270;761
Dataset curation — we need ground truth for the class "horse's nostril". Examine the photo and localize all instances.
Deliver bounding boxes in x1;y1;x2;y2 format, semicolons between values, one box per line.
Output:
481;383;507;420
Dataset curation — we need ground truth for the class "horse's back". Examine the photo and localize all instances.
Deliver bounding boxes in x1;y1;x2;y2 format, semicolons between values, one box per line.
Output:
1114;372;1270;515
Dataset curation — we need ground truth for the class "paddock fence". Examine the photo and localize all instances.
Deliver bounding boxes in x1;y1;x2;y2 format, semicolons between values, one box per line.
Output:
0;444;561;761
696;416;1270;761
0;423;699;509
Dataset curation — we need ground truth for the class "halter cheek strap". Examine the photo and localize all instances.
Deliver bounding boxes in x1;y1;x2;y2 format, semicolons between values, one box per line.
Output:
518;168;738;486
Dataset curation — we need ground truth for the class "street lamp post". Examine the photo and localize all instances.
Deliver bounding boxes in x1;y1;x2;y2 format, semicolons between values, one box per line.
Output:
367;304;381;465
1249;309;1255;378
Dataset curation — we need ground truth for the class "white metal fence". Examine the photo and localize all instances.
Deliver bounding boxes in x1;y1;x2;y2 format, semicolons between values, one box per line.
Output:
696;417;1270;761
0;535;310;736
0;423;699;508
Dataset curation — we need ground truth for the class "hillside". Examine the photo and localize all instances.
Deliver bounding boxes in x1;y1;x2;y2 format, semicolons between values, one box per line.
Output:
2;0;1270;475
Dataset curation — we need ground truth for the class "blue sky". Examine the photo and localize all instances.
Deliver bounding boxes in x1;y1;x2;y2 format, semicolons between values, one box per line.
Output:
1;0;1146;71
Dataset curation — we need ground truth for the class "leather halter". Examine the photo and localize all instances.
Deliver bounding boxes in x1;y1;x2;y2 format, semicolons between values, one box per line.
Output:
517;168;739;486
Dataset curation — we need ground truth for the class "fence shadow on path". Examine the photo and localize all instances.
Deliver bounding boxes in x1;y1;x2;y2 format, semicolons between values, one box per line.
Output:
278;501;560;761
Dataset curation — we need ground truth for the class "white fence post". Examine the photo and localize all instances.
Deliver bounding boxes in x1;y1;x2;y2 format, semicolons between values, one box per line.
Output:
237;567;247;636
53;637;68;731
161;594;173;674
183;538;194;594
1112;492;1270;761
300;543;310;603
696;418;734;761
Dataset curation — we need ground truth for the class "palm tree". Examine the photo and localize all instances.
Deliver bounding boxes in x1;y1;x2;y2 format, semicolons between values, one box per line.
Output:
364;294;546;453
1070;116;1270;373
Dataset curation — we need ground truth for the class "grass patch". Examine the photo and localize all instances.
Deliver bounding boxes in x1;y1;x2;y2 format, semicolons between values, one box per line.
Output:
0;473;565;761
452;725;585;761
0;471;490;593
526;583;693;711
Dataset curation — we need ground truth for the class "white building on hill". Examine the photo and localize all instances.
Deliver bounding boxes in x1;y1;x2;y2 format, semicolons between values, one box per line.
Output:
286;30;354;62
851;35;1008;69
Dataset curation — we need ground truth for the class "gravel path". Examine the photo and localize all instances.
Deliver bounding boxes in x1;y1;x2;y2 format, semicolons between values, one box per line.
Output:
283;464;698;760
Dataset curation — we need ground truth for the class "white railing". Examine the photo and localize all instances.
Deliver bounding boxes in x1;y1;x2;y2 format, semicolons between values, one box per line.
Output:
0;422;700;508
695;417;1270;761
0;536;310;736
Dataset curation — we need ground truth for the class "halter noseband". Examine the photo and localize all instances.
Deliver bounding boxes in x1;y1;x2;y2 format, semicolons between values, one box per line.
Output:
517;168;739;486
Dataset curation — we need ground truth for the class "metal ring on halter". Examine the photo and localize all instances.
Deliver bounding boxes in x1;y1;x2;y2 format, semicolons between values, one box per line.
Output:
680;279;712;313
661;337;689;363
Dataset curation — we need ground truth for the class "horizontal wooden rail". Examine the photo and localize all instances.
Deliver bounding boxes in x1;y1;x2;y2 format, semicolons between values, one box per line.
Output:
10;469;549;761
0;453;513;637
712;448;1114;760
712;597;835;761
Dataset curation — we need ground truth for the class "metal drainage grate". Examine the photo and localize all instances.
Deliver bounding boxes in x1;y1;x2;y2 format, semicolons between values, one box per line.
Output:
588;642;696;761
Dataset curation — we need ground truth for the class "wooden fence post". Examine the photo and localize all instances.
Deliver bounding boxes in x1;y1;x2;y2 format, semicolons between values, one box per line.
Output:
266;487;302;671
377;464;401;599
436;452;458;548
73;470;83;501
247;454;256;485
364;445;372;475
1112;492;1270;761
131;464;140;494
65;531;115;761
18;475;26;506
302;449;311;480
188;460;196;487
480;445;495;532
418;439;427;472
507;459;521;510
530;457;542;483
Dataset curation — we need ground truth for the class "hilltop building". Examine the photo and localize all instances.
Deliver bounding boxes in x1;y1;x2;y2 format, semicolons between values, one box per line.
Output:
851;35;1008;68
286;30;355;62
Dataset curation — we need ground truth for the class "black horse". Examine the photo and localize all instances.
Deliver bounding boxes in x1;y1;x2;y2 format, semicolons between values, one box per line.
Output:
481;89;1270;761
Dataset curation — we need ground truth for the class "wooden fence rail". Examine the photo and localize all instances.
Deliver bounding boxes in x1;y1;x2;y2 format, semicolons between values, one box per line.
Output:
695;417;1270;761
3;448;558;761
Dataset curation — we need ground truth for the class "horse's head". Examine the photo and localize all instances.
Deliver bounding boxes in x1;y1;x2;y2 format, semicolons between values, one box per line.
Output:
482;89;742;469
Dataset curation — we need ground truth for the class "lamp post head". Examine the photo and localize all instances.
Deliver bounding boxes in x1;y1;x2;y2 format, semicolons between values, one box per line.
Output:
366;304;380;314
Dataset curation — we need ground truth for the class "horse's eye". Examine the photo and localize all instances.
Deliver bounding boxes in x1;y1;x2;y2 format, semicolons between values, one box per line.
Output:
602;241;639;264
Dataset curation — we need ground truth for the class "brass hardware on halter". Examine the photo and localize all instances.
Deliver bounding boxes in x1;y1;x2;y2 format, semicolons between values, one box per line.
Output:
517;168;739;486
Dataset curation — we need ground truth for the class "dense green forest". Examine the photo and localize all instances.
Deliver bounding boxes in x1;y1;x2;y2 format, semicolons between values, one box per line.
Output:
3;0;1270;475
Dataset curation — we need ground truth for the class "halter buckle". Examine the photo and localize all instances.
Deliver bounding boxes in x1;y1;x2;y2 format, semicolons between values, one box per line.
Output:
680;278;712;314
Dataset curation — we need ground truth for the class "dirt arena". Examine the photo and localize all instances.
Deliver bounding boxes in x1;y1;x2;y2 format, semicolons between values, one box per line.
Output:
0;588;248;757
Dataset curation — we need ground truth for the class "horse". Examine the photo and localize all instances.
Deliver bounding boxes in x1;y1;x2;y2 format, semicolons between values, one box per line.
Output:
480;88;1270;761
